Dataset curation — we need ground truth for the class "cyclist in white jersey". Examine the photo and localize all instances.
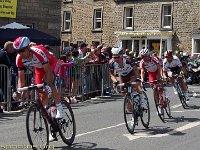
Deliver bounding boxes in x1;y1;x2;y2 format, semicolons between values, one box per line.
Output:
163;50;189;100
109;47;147;109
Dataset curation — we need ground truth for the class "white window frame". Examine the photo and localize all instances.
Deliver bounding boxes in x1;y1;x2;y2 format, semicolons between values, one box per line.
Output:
63;11;71;32
123;7;133;30
192;35;200;55
64;0;72;3
161;4;172;29
93;7;103;30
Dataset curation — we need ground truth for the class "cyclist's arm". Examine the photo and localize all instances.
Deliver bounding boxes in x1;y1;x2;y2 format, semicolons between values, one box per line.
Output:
140;67;145;82
43;63;55;86
18;69;26;88
132;65;140;78
110;69;118;83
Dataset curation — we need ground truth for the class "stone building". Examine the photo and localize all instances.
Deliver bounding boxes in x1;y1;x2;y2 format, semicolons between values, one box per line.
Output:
0;0;61;56
61;0;200;57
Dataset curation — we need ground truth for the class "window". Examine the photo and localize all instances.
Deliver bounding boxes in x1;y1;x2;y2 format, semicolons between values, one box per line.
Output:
193;39;200;54
64;0;72;3
93;8;103;30
63;11;71;31
124;7;133;30
161;4;172;29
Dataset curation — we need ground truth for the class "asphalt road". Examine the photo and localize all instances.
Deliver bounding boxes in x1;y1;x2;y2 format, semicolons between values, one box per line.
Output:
0;84;200;150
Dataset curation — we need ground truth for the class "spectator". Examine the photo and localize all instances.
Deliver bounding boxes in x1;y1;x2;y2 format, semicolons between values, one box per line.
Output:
78;42;88;58
71;50;91;103
0;50;11;113
3;41;19;110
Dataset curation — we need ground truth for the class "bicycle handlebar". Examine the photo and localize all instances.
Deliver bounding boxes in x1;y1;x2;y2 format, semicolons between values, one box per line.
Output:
17;84;44;92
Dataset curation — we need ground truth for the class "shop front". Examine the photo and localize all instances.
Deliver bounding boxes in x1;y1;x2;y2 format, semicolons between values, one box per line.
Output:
115;30;174;58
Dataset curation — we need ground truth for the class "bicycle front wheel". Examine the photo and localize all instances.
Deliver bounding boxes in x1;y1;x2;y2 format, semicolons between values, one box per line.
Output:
140;92;150;128
59;100;76;145
26;104;49;150
176;83;188;109
153;89;165;123
123;94;137;134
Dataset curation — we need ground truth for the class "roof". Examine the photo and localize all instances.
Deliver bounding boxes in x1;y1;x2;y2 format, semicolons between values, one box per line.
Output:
0;28;61;46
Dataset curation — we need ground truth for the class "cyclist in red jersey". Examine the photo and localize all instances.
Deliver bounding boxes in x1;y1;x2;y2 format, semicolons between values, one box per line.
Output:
140;48;169;99
14;36;64;119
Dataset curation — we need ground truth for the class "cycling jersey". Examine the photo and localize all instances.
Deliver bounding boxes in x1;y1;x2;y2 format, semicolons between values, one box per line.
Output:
140;56;159;73
16;45;58;84
163;56;182;73
109;57;135;76
140;56;160;82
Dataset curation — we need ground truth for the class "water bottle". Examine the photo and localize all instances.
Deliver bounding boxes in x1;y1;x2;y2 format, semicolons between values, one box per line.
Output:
50;105;57;118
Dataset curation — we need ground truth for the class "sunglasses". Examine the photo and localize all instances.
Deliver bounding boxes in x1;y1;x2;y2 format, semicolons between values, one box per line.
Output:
17;48;27;53
112;56;120;59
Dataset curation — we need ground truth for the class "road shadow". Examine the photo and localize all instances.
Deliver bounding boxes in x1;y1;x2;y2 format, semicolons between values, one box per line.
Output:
71;96;123;110
0;110;27;122
164;116;200;123
55;142;116;150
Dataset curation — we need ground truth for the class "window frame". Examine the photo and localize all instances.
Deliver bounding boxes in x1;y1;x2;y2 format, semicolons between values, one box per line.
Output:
93;7;103;31
123;6;134;30
192;35;200;55
160;3;173;30
63;10;72;32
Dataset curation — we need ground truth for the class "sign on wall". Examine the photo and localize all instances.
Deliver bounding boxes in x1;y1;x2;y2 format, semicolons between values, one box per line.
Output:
0;0;17;18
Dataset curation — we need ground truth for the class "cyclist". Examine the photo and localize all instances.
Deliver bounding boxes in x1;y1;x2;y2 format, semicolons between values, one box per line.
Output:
109;47;147;109
14;36;64;118
140;48;169;99
163;50;189;100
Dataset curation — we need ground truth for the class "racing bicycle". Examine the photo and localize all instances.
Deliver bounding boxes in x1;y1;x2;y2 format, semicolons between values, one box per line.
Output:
18;83;76;150
149;79;171;123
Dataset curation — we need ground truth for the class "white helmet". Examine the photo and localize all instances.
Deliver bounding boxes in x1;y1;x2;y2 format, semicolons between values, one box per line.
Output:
139;48;150;57
183;52;189;57
111;47;123;54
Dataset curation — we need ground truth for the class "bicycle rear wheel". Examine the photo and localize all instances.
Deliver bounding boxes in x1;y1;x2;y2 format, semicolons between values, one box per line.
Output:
59;100;76;145
123;94;137;134
26;104;49;150
176;83;188;109
154;89;165;123
140;92;150;128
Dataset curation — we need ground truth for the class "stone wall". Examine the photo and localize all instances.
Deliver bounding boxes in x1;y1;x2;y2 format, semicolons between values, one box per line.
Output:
62;0;200;53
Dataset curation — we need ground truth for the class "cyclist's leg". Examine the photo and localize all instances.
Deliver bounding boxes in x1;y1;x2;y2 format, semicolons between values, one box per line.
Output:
35;71;49;106
178;77;189;100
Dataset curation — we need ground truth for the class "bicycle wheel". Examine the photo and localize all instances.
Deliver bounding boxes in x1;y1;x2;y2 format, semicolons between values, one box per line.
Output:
123;93;137;134
153;89;165;123
59;100;76;145
26;104;49;150
176;82;188;109
140;92;150;128
164;98;172;118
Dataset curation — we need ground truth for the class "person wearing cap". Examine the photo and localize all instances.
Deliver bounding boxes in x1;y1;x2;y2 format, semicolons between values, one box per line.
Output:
109;47;148;110
163;50;189;100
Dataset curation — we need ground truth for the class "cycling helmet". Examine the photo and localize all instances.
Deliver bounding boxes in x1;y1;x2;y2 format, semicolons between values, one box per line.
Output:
183;52;189;57
13;36;30;51
174;50;180;54
164;50;173;57
139;48;150;57
111;47;123;55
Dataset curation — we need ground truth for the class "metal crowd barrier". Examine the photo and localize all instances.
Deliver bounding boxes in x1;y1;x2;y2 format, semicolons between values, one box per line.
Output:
0;64;12;111
56;63;112;99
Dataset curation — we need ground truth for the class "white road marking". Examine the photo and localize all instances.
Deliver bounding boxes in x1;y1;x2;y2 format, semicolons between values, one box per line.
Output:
124;121;200;140
76;123;125;137
172;109;200;113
